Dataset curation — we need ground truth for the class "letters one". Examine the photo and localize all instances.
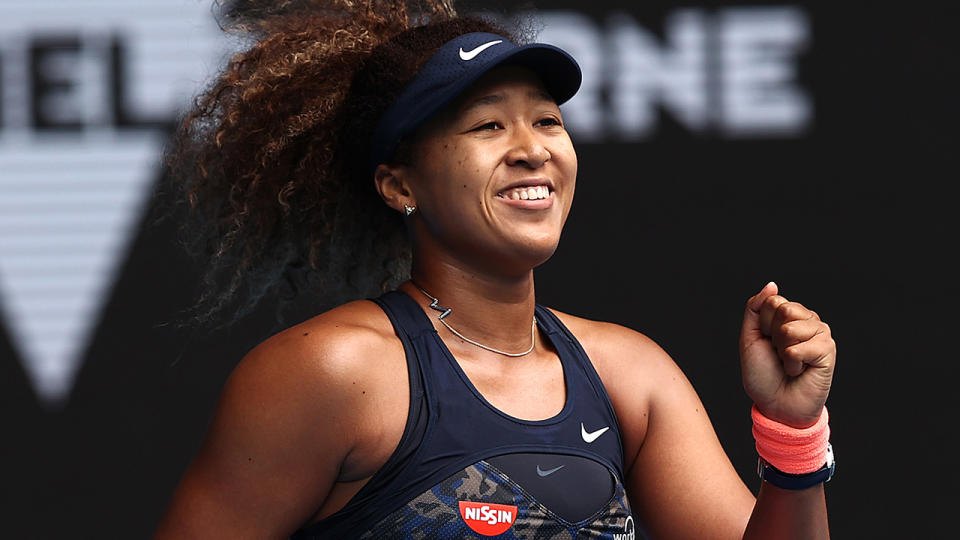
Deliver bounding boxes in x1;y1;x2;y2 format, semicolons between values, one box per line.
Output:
537;6;812;140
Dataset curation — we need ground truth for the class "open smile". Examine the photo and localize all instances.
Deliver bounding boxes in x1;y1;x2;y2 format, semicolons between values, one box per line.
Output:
495;183;554;209
497;185;551;201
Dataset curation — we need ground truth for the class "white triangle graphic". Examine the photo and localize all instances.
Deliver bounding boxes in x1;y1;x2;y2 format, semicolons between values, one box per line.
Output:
0;135;162;405
0;0;229;406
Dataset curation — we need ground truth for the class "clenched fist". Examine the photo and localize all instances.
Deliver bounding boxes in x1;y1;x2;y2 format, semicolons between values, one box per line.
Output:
739;282;836;428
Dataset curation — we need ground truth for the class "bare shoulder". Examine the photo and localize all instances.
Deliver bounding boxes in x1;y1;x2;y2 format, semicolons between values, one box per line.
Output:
547;308;674;375
224;298;410;456
237;299;399;388
547;308;691;466
155;299;406;537
210;297;406;460
221;300;400;419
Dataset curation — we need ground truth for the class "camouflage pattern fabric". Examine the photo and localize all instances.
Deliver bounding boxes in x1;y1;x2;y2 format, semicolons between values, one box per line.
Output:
359;460;643;539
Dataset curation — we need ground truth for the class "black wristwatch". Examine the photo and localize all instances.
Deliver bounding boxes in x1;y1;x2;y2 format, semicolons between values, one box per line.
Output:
757;443;835;491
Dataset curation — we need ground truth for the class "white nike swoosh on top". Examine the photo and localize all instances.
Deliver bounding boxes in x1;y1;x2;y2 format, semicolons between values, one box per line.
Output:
459;40;503;61
536;464;565;477
581;422;610;443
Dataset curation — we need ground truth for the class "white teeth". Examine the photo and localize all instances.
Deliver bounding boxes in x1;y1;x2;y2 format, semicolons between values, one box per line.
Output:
499;186;551;200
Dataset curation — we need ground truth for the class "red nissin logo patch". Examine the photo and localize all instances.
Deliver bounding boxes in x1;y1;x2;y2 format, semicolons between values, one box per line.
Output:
458;501;517;536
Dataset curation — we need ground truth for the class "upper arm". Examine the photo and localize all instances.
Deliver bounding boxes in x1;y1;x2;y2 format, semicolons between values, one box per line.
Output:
567;316;756;539
154;313;391;539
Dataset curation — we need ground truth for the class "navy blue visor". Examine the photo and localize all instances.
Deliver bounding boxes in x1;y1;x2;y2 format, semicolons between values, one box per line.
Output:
369;32;582;174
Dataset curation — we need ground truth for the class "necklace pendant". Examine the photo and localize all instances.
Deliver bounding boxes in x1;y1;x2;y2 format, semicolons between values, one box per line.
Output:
413;283;537;358
426;297;453;320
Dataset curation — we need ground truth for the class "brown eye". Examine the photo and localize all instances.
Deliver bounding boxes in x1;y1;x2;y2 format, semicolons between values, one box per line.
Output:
472;122;502;131
536;117;562;127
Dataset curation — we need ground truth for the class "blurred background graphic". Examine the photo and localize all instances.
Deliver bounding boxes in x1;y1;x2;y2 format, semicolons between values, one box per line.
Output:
1;1;956;537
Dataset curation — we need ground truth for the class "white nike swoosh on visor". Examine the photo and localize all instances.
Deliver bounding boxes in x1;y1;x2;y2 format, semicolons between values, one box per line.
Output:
459;40;503;61
581;422;610;443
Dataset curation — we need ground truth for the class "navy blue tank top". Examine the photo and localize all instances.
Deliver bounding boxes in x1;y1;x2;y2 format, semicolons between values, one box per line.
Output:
292;291;637;539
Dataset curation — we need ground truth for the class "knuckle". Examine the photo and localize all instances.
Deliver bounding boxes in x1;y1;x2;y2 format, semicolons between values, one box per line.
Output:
780;321;805;342
812;321;831;340
774;300;795;318
783;301;807;318
777;320;795;336
782;344;803;362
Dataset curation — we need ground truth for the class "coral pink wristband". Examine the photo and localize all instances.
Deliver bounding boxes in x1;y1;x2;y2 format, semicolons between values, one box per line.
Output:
752;405;830;474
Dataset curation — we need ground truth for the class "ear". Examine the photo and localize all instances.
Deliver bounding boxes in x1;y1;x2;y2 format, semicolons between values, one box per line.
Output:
374;164;415;214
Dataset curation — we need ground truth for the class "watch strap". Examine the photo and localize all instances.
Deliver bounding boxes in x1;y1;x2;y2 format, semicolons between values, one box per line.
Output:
758;443;835;491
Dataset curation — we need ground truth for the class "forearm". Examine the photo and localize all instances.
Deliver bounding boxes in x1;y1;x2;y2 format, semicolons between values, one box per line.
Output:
742;482;829;540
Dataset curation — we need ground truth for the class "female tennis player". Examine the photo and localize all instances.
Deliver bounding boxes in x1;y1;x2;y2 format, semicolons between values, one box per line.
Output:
155;1;837;538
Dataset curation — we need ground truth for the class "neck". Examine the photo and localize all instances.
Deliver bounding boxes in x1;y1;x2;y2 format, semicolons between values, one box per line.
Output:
403;255;537;355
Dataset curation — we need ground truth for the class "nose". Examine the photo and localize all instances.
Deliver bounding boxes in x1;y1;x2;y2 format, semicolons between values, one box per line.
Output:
505;125;550;169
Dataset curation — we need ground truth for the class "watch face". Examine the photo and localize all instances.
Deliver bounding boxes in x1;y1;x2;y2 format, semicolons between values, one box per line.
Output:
825;443;836;482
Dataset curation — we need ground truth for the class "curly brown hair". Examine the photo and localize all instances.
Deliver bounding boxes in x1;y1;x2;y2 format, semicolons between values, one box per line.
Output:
163;0;521;324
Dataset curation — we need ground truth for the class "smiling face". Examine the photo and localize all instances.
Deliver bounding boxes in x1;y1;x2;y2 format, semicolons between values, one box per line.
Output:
387;65;578;277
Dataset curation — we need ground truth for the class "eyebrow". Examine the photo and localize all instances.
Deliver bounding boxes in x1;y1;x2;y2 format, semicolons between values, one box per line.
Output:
461;89;557;114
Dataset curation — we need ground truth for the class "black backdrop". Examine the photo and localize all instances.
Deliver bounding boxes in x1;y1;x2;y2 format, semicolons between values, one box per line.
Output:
2;1;957;538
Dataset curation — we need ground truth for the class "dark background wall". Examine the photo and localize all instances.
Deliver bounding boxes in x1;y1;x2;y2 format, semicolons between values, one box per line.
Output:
1;1;956;538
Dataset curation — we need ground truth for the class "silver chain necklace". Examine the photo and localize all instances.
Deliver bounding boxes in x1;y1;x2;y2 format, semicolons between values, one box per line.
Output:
413;284;537;357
